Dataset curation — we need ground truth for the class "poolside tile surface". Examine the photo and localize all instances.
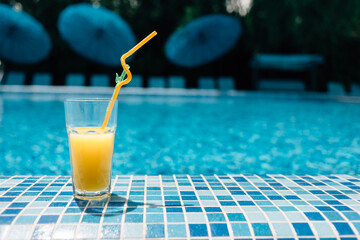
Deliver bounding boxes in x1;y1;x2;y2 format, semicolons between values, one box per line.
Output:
0;175;359;239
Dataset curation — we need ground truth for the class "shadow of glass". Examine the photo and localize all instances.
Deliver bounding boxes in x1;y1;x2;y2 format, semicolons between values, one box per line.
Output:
73;193;192;216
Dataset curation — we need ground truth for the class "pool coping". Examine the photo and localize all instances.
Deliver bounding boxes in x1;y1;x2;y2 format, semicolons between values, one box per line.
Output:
2;85;360;104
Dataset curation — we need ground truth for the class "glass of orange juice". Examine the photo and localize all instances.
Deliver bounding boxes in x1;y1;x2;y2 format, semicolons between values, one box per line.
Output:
64;99;118;200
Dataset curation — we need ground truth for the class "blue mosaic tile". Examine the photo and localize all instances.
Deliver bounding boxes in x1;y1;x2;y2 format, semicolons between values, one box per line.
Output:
304;212;325;221
38;215;59;224
168;224;187;238
146;214;164;223
15;215;37;224
332;222;354;235
237;199;256;205
1;175;360;239
252;223;273;236
227;213;246;221
81;214;101;223
2;208;22;215
231;223;251;236
189;224;208;237
207;213;226;222
8;202;28;208
85;207;103;214
185;207;202;212
166;207;183;213
210;223;229;237
292;223;314;236
146;224;165;238
323;211;344;221
167;213;185;223
60;214;81;223
0;216;15;225
49;202;68;207
125;214;143;223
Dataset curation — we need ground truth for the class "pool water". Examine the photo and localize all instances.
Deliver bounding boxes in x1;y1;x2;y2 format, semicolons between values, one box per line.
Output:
1;92;360;175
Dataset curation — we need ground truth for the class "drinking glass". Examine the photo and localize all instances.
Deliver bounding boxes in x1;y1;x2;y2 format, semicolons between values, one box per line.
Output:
64;99;118;200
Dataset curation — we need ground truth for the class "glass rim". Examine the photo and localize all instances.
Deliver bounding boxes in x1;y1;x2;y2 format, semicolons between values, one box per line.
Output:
64;98;118;102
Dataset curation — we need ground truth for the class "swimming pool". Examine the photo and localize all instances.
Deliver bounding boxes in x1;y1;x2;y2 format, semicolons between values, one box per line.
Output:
1;88;360;175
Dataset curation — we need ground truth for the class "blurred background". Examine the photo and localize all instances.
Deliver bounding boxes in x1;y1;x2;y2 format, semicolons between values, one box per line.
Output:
0;0;360;92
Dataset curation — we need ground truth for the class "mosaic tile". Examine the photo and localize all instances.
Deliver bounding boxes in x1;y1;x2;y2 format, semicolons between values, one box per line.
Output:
31;224;55;239
272;222;295;236
15;215;38;225
52;225;76;239
60;214;81;223
6;225;31;240
0;175;360;239
100;225;121;239
167;213;185;223
231;222;251;236
76;224;99;239
189;224;208;237
123;223;143;238
210;223;229;237
146;213;164;223
146;224;165;238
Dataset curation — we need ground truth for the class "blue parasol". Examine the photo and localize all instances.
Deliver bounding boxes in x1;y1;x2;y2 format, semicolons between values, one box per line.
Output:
165;14;241;68
58;3;136;66
0;4;51;64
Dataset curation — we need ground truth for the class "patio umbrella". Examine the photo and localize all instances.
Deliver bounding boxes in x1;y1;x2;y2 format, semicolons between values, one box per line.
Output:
58;3;136;66
0;4;51;64
165;14;241;68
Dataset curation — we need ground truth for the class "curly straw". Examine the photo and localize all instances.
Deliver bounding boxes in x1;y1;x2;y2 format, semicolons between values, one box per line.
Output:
101;31;157;129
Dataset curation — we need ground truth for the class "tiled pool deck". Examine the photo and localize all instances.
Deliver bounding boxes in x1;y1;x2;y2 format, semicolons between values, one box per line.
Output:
0;175;359;239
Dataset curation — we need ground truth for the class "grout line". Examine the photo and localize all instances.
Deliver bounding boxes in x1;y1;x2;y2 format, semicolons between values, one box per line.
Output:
299;175;360;238
143;175;148;239
10;175;62;240
0;175;40;240
279;174;343;239
158;175;168;239
201;174;234;239
95;175;117;240
119;175;132;240
295;174;347;240
3;175;360;239
74;196;91;239
186;174;212;240
228;174;300;240
50;176;74;240
249;174;301;240
28;176;63;240
172;174;190;239
282;174;336;240
223;175;257;239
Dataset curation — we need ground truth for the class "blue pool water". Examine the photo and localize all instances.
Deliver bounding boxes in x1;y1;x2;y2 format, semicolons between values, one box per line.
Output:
1;91;360;175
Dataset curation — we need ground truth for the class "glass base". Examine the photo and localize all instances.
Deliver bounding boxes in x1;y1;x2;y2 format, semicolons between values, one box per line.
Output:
73;188;110;200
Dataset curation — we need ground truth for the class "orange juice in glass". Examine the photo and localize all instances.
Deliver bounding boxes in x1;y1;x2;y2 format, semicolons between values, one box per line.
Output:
64;99;118;200
64;31;156;200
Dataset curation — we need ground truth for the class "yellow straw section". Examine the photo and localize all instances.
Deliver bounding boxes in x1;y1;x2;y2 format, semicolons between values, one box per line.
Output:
101;31;157;129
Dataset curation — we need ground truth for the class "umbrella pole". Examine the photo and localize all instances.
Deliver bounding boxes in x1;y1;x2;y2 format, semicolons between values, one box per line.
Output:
186;71;198;89
84;61;94;87
143;73;149;88
25;70;34;85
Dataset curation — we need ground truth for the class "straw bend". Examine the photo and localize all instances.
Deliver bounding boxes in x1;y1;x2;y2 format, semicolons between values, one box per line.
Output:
119;31;157;87
101;31;157;129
